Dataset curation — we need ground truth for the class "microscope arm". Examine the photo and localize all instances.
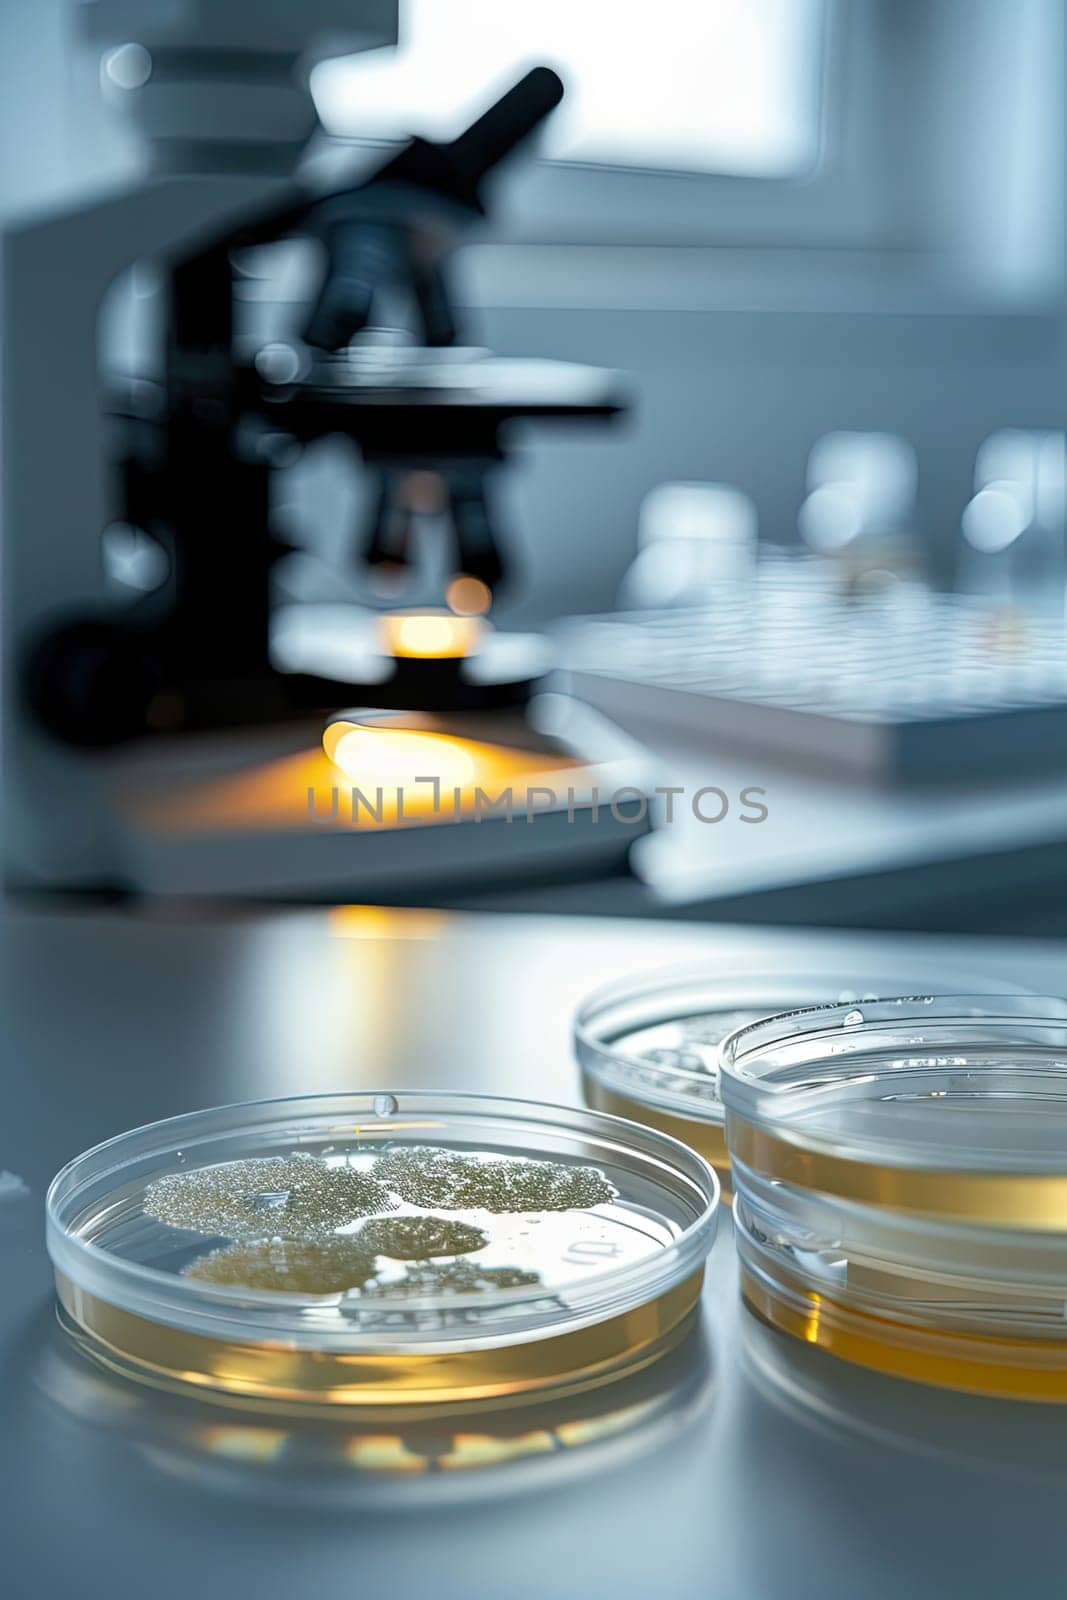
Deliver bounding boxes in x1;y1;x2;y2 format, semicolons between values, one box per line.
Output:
24;68;590;747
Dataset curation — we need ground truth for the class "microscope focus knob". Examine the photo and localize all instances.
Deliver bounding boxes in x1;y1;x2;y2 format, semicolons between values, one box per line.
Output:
26;619;165;747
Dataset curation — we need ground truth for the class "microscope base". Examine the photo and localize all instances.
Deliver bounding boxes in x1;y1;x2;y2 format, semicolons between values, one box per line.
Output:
79;694;652;900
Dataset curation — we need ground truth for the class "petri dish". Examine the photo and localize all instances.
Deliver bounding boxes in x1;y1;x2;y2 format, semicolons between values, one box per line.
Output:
573;961;1023;1198
37;1307;712;1507
720;995;1067;1402
47;1091;718;1410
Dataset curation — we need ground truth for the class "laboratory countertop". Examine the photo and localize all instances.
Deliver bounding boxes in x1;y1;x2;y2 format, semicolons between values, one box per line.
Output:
2;901;1066;1599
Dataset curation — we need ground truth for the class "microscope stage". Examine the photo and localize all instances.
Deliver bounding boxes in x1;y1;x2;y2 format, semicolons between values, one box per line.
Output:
258;357;626;455
274;354;624;411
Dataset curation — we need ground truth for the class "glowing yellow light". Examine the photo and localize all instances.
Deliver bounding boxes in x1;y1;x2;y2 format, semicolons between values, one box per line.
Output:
445;574;493;617
323;723;477;789
140;735;587;834
379;610;484;659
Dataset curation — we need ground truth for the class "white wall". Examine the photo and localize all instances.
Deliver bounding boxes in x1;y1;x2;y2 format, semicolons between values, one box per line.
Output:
0;0;136;222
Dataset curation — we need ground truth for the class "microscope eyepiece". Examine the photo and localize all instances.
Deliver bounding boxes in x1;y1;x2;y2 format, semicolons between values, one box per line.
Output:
447;66;565;184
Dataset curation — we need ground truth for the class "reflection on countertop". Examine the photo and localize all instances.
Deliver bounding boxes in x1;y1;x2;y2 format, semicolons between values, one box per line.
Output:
30;1310;714;1511
739;1304;1067;1484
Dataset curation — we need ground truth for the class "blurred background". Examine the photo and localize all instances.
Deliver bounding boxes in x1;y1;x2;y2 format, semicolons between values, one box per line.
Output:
2;0;1066;932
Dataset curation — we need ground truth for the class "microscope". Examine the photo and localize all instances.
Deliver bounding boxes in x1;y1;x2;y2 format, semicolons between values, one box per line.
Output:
2;1;647;898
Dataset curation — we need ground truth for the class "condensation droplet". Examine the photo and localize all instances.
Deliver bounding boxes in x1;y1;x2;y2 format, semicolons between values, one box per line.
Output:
373;1094;398;1118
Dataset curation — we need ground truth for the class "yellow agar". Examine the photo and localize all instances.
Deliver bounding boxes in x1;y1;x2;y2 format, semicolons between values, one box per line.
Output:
55;1269;704;1409
728;1115;1067;1229
742;1266;1067;1404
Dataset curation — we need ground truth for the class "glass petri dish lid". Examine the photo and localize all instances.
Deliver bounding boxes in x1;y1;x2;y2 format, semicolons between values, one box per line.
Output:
47;1091;718;1409
573;961;1025;1195
720;996;1067;1402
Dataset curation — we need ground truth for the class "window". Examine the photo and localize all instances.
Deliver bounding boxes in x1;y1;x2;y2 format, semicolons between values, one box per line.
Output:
311;0;827;179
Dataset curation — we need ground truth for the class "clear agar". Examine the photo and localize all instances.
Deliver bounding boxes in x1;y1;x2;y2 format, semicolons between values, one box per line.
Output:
47;1092;718;1408
573;962;1021;1197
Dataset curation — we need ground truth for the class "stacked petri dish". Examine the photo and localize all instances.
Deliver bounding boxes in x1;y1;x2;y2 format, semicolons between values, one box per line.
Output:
720;996;1067;1402
47;1091;718;1409
574;961;1021;1197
